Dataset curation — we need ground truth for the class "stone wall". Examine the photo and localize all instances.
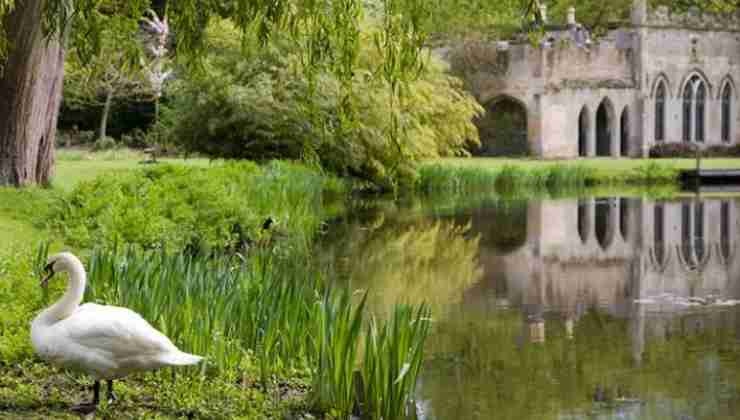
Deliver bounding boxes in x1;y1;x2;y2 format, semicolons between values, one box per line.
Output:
639;25;740;146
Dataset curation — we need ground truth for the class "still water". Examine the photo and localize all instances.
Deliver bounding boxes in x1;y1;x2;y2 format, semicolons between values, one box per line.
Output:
322;193;740;420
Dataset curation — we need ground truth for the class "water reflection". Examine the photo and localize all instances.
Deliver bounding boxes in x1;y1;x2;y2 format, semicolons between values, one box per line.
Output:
322;195;740;420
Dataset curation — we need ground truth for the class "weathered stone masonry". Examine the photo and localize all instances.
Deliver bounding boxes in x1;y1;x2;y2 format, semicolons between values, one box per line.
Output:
451;0;740;158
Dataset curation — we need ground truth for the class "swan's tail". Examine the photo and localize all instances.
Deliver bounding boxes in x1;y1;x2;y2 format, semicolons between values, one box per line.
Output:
160;351;203;366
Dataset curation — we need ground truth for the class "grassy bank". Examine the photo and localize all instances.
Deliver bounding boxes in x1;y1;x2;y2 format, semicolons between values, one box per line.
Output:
416;157;740;192
0;152;431;419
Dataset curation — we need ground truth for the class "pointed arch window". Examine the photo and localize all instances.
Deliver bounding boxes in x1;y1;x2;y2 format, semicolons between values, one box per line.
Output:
696;83;706;142
655;82;666;141
683;81;693;142
682;75;707;143
722;83;732;143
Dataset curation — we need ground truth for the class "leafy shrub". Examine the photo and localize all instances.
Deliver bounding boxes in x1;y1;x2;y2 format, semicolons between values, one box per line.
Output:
649;142;699;158
161;20;482;190
91;136;118;151
48;162;344;254
120;128;149;148
649;142;740;158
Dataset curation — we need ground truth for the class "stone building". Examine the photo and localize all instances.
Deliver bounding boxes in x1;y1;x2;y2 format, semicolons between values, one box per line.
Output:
454;0;740;157
468;195;740;351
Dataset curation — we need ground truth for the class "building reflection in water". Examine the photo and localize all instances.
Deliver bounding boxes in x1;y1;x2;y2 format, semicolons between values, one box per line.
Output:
468;197;740;359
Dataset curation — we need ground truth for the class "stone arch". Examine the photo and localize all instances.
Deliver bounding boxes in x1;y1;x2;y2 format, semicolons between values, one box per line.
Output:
650;72;673;99
620;106;630;156
654;80;667;142
720;76;735;143
474;95;529;156
678;69;713;98
578;106;590;157
721;201;731;263
653;203;666;266
577;199;591;244
595;198;616;251
619;197;630;241
718;75;737;100
681;72;709;143
596;98;615;157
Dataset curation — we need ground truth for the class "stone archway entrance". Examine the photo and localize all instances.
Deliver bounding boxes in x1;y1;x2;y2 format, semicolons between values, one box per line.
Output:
475;96;528;156
596;100;613;157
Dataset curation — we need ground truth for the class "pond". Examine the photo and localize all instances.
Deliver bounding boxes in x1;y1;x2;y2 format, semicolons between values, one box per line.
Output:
321;191;740;420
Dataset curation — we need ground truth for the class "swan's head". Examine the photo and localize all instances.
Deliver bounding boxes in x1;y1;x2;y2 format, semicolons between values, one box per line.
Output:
40;252;83;288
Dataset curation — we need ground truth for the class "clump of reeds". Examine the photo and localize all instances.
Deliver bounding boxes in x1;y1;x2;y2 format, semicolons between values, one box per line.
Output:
78;246;431;417
417;163;595;193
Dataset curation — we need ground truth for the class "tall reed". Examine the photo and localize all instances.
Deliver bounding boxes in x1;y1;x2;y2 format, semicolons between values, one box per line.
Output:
71;246;432;416
362;304;432;420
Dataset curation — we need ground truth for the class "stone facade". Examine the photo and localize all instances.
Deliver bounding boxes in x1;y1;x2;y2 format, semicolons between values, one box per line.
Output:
453;0;740;158
471;196;740;352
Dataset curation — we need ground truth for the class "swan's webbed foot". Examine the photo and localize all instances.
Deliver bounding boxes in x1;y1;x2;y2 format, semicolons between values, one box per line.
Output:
106;380;117;404
71;380;100;414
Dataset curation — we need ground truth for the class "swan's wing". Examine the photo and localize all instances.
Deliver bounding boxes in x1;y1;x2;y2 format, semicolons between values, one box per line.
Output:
58;304;177;359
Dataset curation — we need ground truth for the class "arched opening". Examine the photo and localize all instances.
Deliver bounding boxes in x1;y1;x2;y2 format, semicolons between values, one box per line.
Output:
722;83;732;143
596;100;613;156
721;201;731;261
619;198;629;240
578;199;590;243
475;200;528;254
694;202;705;261
578;106;589;157
475;96;529;156
681;203;692;264
654;204;665;265
682;74;708;143
595;199;614;250
620;107;629;156
696;83;706;142
655;81;666;142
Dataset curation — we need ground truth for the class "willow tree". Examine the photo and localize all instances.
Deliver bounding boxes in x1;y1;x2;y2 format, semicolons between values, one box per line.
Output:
0;0;429;187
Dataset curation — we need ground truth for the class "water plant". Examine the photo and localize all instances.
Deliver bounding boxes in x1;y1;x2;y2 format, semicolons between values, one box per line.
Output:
72;245;433;416
362;304;432;420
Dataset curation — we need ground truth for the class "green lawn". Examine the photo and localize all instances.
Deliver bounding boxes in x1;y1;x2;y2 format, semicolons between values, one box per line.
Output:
0;149;212;251
52;149;211;190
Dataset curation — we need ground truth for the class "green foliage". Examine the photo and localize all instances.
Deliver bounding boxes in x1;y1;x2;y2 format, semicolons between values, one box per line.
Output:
164;19;481;190
362;304;431;420
312;291;367;416
49;162;343;254
91;136;117;151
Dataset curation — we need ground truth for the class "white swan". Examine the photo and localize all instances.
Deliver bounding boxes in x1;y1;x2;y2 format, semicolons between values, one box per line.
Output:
31;252;203;413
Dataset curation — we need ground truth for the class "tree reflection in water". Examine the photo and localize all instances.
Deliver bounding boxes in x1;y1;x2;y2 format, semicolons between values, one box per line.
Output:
320;195;740;420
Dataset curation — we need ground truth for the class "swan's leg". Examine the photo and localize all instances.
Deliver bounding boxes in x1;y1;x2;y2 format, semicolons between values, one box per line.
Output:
107;380;117;403
71;381;100;414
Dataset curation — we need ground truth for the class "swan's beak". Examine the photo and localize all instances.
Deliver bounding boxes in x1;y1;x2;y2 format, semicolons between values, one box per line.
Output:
40;263;55;288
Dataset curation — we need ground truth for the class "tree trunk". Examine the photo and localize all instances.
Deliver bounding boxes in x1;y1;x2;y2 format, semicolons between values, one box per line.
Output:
0;0;66;187
99;88;113;140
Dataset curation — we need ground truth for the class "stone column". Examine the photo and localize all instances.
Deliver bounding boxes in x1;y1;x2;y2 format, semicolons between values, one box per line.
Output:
613;112;622;157
588;113;597;156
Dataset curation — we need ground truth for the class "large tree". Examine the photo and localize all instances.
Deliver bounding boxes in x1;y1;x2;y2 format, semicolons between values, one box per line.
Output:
0;0;65;186
0;0;430;187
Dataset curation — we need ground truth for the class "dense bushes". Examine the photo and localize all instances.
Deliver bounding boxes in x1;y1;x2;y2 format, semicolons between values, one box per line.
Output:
159;20;482;190
48;162;344;254
649;142;740;158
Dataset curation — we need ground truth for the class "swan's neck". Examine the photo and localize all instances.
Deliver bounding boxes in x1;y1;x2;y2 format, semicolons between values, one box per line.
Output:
42;262;87;323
